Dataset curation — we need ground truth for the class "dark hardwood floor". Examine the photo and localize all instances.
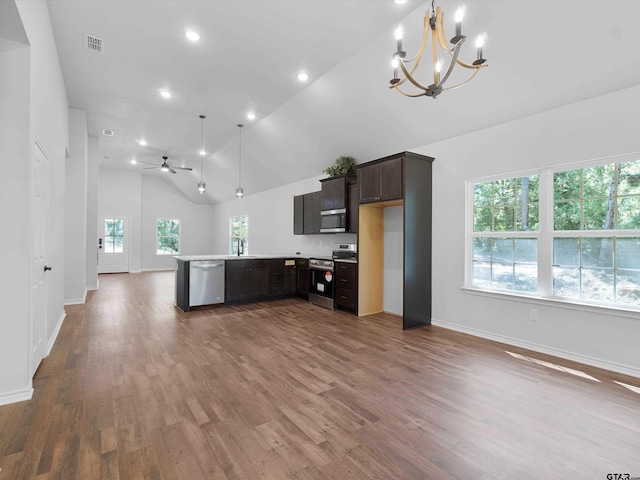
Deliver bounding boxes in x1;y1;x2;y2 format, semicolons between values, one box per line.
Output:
1;271;639;479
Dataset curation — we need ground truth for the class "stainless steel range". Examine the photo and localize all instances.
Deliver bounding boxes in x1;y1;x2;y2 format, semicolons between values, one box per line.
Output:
309;244;357;310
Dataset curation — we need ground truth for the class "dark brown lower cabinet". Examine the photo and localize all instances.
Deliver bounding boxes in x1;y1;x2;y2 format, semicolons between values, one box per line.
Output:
225;259;269;302
225;258;301;304
335;261;357;312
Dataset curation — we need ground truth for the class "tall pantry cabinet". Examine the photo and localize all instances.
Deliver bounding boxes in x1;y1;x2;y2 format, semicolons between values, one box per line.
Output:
356;152;434;330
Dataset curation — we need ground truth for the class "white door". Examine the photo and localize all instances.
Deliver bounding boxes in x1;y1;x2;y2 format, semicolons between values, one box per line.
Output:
30;142;48;376
98;215;130;273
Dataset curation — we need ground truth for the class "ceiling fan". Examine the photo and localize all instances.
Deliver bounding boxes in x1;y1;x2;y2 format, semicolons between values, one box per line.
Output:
139;156;193;174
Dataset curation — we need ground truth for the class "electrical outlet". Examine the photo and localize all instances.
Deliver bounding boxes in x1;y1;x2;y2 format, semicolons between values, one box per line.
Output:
529;308;538;321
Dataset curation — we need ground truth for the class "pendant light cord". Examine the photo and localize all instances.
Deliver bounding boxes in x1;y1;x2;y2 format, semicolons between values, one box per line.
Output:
238;124;243;187
200;115;205;181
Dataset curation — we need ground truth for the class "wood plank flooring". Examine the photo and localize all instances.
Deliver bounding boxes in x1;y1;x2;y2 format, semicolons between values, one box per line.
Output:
1;271;640;479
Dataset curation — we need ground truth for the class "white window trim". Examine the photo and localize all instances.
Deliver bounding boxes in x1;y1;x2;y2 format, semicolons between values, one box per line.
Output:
156;218;181;256
465;153;640;313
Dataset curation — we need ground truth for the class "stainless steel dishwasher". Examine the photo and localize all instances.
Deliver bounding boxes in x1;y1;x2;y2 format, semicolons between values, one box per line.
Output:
189;260;225;306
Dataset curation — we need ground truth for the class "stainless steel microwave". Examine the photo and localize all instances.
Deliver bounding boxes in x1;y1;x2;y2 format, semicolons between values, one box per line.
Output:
320;208;347;233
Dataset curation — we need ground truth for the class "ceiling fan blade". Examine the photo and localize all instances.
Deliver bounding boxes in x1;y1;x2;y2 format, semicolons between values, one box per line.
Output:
173;166;193;171
143;166;159;170
137;160;159;166
169;168;177;174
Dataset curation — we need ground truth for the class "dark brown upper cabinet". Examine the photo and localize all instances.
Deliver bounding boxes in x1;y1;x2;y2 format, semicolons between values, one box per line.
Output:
348;183;359;233
357;156;403;204
293;191;322;235
320;174;355;211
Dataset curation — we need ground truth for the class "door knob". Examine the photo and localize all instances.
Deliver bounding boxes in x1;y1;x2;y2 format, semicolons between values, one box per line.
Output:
44;265;52;272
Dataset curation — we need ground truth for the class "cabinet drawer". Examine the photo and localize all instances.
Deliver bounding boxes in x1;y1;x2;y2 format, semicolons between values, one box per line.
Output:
336;288;356;309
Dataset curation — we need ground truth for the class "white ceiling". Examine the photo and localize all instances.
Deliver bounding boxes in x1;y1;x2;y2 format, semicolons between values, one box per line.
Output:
47;0;640;204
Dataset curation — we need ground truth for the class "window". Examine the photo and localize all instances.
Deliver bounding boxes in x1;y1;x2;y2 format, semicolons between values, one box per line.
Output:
552;160;640;306
471;175;540;293
230;215;249;255
157;218;180;255
104;218;124;253
467;156;640;310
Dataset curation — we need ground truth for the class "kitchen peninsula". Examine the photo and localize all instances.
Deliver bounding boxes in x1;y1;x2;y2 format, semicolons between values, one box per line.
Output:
174;255;308;311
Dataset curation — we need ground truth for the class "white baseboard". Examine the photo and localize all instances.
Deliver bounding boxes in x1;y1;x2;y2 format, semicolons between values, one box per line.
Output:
142;268;174;272
0;383;33;407
47;310;66;356
432;317;640;379
64;288;87;306
87;284;98;291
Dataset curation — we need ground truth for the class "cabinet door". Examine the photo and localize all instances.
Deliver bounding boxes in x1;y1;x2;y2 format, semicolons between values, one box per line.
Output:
225;268;249;302
285;265;297;295
358;163;380;203
303;192;321;234
321;177;346;211
248;263;270;298
297;259;309;296
380;157;403;201
293;195;304;235
348;183;358;233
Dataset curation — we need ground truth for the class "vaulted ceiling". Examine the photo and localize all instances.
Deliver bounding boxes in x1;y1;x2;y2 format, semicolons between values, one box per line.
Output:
47;0;640;204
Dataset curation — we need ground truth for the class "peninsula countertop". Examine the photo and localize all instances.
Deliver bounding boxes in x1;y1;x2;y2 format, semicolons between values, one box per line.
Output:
173;254;311;262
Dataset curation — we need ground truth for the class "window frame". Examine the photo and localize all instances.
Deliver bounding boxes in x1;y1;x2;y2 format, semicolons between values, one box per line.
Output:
156;218;181;255
229;215;249;256
465;153;640;313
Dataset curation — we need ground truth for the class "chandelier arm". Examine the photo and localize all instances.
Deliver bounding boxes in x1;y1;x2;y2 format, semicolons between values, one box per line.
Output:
390;84;430;97
431;26;439;85
398;9;432;68
436;42;463;88
435;6;452;52
441;67;482;91
398;58;432;92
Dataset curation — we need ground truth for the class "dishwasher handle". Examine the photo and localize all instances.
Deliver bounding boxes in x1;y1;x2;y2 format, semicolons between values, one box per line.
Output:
191;263;224;269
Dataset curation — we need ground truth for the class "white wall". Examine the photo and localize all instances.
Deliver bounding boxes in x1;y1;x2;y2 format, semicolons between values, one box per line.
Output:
210;175;356;257
99;169;143;272
0;0;69;406
86;135;99;289
64;108;87;304
384;206;403;315
0;16;31;405
141;176;217;270
418;84;640;377
99;170;219;271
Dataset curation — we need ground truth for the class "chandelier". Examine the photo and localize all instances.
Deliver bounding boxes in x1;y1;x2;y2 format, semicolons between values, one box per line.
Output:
390;0;487;98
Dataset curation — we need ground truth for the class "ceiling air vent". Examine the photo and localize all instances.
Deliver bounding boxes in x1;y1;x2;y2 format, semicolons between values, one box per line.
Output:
85;34;103;53
102;129;114;137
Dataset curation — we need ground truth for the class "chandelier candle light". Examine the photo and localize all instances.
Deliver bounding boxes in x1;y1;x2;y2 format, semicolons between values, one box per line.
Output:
197;115;206;194
390;0;487;98
236;123;244;198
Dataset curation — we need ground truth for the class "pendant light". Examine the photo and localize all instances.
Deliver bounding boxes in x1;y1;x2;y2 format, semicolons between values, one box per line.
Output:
197;115;206;194
236;123;244;198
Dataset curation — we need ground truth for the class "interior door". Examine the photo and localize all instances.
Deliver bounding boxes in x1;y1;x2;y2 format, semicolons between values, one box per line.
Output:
98;215;130;273
30;142;49;376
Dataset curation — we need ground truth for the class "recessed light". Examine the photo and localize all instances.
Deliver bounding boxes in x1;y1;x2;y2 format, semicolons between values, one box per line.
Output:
185;30;200;42
247;112;256;120
394;0;408;4
130;158;137;164
297;72;309;82
138;139;147;146
159;90;172;99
